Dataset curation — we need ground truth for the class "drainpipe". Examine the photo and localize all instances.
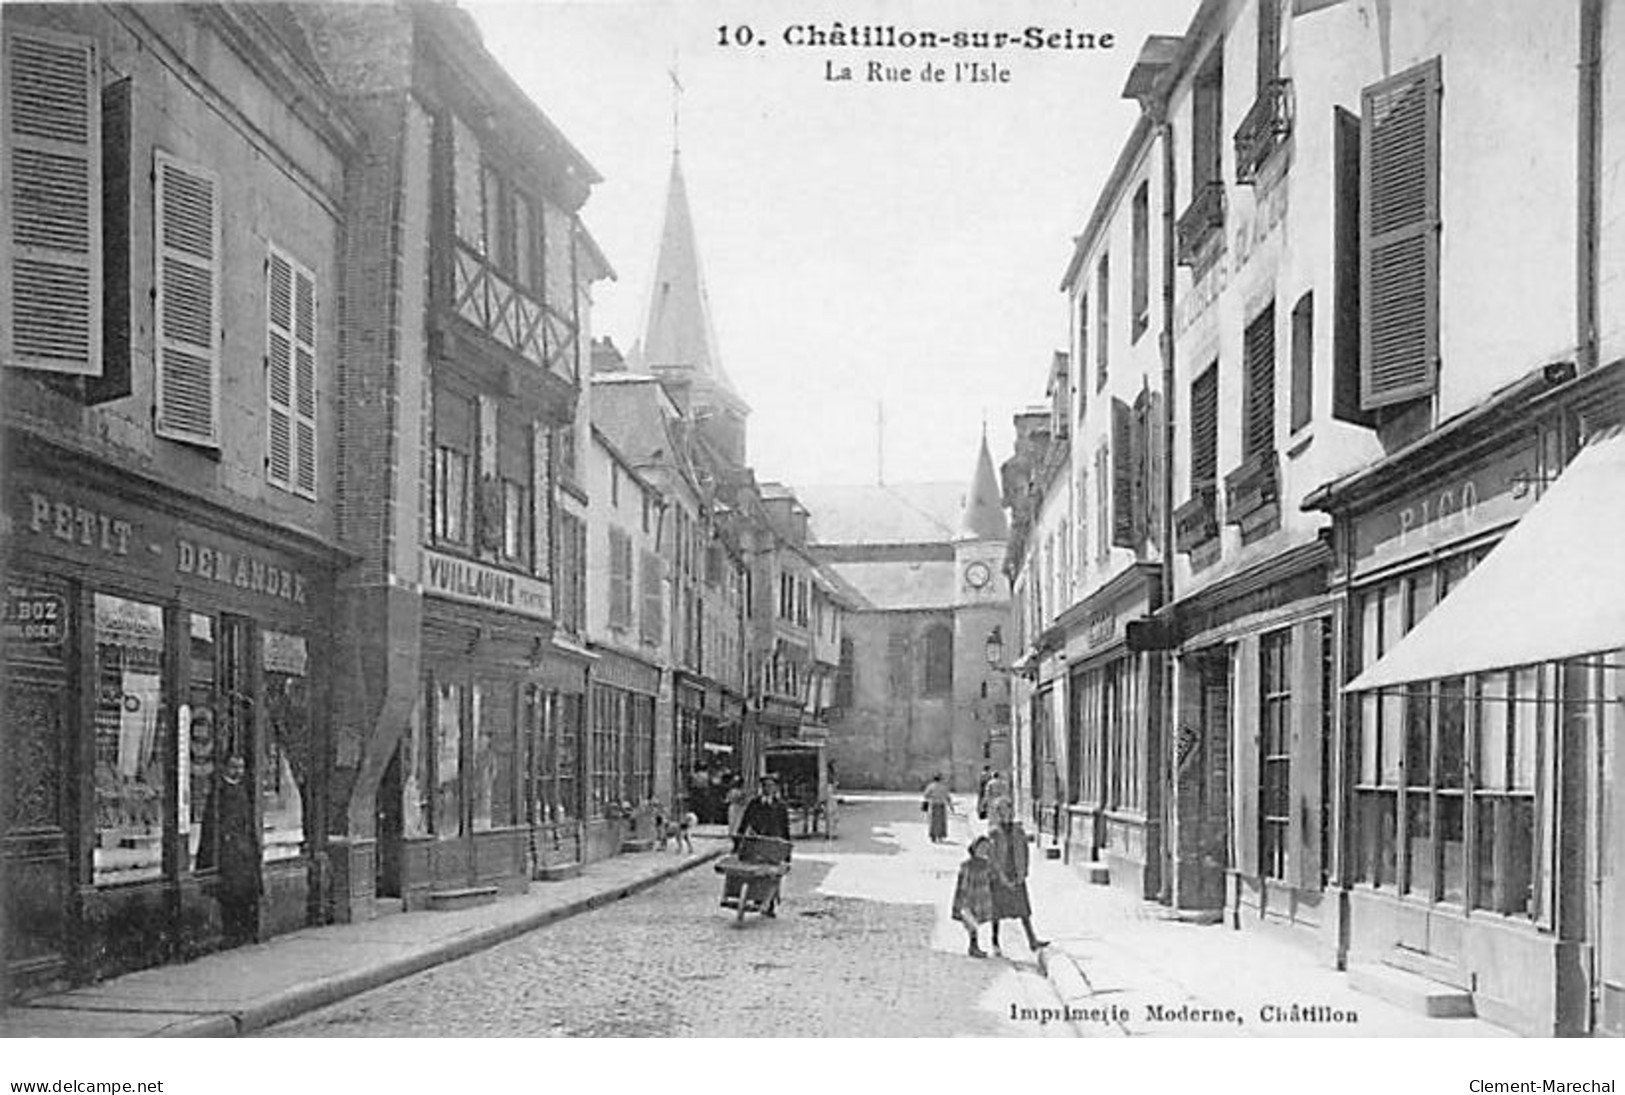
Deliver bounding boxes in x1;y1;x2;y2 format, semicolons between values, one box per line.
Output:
1156;102;1178;907
1578;0;1601;375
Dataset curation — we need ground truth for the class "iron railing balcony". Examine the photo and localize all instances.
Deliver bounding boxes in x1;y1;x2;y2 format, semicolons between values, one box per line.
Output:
1234;78;1294;185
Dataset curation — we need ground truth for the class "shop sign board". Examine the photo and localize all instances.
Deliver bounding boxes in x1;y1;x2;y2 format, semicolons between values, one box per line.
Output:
421;548;551;620
1350;440;1541;576
4;587;67;644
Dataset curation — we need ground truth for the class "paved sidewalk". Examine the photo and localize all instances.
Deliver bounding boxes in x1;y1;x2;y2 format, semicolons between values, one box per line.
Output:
1;838;726;1038
1019;844;1509;1038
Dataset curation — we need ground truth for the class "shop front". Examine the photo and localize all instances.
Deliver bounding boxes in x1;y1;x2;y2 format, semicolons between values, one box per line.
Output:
1167;541;1333;929
677;673;743;824
586;648;660;861
1313;365;1623;1036
2;452;335;998
388;550;553;908
1061;564;1163;899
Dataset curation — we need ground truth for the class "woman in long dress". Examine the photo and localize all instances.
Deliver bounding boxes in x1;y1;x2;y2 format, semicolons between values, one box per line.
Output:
922;774;952;843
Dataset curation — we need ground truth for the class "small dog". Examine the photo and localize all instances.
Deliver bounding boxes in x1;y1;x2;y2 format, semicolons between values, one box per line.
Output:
663;811;697;853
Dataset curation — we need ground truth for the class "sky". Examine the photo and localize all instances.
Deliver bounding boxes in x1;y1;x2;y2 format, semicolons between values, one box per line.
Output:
470;0;1200;491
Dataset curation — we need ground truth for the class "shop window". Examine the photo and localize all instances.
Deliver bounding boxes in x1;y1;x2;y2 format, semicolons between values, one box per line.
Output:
433;389;473;546
538;689;581;823
432;680;463;835
260;630;308;861
625;694;655;804
473;681;517;831
402;691;431;838
1472;668;1540;918
589;684;625;817
1259;629;1291;881
93;593;166;886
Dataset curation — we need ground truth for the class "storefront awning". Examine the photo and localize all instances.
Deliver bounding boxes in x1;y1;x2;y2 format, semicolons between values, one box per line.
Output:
1345;426;1625;692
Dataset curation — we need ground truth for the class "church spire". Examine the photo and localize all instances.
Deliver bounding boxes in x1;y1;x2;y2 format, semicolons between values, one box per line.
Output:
639;152;745;411
960;431;1008;541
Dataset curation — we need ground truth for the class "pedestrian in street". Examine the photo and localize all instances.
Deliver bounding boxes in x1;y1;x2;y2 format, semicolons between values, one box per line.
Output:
922;773;952;843
736;775;791;842
725;775;749;837
730;775;791;917
975;764;994;820
198;754;261;946
953;836;996;958
987;797;1049;955
982;770;1010;824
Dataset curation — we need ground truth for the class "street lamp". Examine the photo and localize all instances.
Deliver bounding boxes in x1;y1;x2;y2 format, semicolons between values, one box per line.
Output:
984;626;1004;670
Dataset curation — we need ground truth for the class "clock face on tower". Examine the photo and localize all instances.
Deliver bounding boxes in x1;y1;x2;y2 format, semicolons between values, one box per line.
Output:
964;561;992;590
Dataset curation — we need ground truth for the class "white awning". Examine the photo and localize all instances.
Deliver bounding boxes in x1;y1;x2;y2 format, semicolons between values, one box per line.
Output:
1345;426;1625;692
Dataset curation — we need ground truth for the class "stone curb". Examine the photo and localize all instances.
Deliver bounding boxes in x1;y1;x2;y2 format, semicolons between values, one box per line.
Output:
1035;945;1130;1038
152;847;727;1038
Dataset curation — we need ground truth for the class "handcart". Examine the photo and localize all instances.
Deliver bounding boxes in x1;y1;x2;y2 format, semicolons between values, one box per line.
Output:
715;835;792;924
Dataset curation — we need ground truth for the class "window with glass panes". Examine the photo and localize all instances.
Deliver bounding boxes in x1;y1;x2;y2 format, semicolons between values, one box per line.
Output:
433;389;473;546
589;684;625;816
534;689;580;822
1349;547;1542;915
625;693;655;803
497;415;531;566
1259;628;1292;880
430;678;463;835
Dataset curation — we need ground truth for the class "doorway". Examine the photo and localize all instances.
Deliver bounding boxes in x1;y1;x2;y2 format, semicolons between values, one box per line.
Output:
375;746;403;900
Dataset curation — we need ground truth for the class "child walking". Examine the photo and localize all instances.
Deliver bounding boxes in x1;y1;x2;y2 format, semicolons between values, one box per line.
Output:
952;836;996;958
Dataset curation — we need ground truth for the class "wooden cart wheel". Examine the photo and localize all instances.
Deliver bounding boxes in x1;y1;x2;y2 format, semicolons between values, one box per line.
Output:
736;892;748;923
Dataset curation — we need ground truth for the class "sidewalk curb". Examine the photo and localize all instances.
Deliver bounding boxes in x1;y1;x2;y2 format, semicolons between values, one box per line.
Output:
155;847;726;1038
1035;945;1130;1038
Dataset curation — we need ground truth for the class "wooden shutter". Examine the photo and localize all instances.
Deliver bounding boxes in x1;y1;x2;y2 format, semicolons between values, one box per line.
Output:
266;250;295;488
267;247;316;495
1111;397;1136;547
1360;58;1441;409
3;26;102;375
1095;254;1110;391
532;424;552;579
609;528;632;629
154;152;220;445
1290;293;1314;433
640;549;664;646
1257;0;1281;90
1075;294;1089;420
1190;365;1218;490
293;265;317;496
1243;304;1276;459
1135;387;1164;550
87;77;131;403
1331;108;1375;426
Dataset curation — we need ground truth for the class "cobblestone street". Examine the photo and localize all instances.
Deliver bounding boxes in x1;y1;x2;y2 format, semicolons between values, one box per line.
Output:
266;797;1069;1037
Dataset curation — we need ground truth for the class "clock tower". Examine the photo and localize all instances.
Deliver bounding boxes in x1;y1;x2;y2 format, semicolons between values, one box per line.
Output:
953;432;1013;782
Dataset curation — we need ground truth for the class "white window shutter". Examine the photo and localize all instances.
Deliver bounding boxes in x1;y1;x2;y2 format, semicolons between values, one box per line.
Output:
154;152;220;445
2;25;102;375
293;264;317;497
266;248;294;488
